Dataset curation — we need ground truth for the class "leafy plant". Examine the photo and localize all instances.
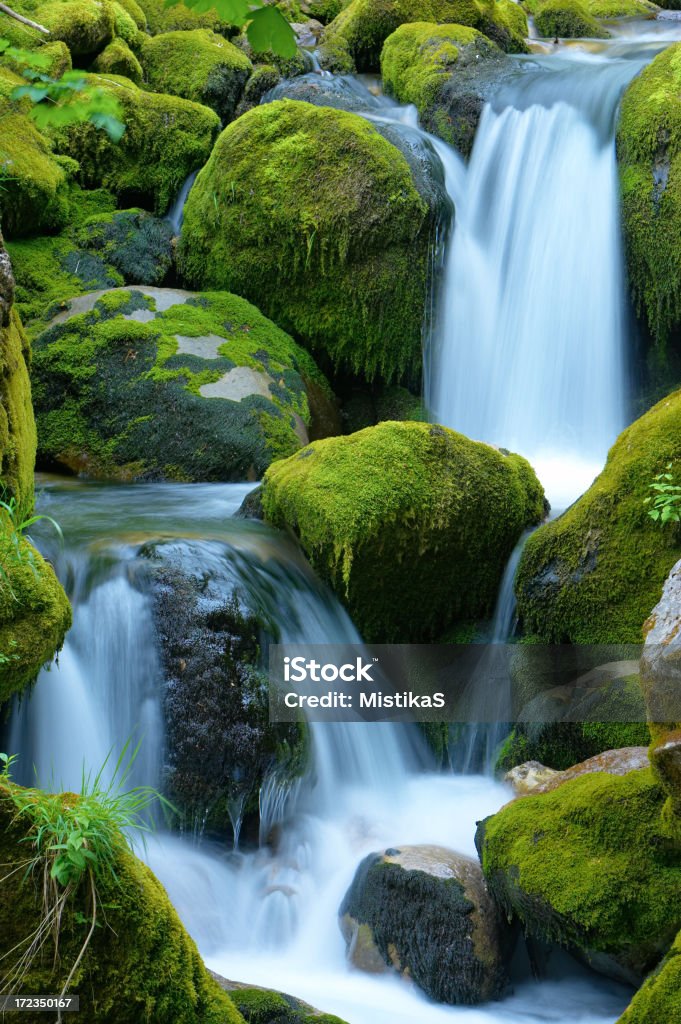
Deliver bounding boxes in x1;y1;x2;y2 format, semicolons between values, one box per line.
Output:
645;462;681;525
0;40;125;141
0;742;173;1013
0;493;63;602
163;0;297;56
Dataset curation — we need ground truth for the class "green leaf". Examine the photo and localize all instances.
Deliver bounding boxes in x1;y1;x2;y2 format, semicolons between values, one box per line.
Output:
247;5;297;56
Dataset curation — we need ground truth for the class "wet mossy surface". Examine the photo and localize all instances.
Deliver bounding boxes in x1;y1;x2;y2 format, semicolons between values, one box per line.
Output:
31;288;333;481
533;0;609;39
179;100;437;385
617;928;681;1023
225;986;348;1024
515;390;681;643
49;73;220;214
140;29;252;121
476;768;681;984
262;421;545;642
617;44;681;369
0;779;245;1023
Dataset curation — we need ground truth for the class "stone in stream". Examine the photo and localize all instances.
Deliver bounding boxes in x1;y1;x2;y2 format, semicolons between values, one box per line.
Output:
178;100;444;387
504;747;650;796
339;844;510;1004
31;286;338;482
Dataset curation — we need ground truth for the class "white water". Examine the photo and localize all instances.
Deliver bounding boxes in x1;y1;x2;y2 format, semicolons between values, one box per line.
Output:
426;49;652;509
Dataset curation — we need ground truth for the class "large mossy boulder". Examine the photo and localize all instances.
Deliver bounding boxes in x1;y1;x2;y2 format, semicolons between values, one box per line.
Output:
319;0;527;72
0;778;245;1024
515;391;681;643
50;73;220;214
0;237;71;700
140;30;252;121
476;768;681;985
179;100;438;385
617;44;681;364
30;0;115;57
136;0;232;34
533;0;608;39
381;22;507;155
262;421;545;642
32;286;335;481
339;845;509;1004
219;981;348;1024
0;68;74;238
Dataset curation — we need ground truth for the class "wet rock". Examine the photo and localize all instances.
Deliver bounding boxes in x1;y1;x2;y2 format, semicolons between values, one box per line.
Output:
504;760;560;794
339;845;510;1004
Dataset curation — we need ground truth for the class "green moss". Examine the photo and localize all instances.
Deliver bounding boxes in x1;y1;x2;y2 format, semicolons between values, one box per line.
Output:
179;100;434;384
227;987;348;1023
381;22;500;116
34;0;115;56
93;37;144;81
49;73;220;214
307;0;347;21
617;928;681;1023
0;309;36;516
262;421;545;642
477;768;681;978
0;68;73;239
141;29;252;120
320;0;527;72
136;0;233;33
116;0;147;29
496;721;652;773
236;63;281;114
587;0;658;15
534;0;609;38
32;287;334;480
0;778;245;1023
515;391;681;643
617;44;681;357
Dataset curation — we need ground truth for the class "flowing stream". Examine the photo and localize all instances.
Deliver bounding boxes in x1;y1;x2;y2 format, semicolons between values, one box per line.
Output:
8;18;681;1024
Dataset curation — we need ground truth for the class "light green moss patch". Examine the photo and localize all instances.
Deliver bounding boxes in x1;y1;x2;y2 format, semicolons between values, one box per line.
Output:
140;29;252;120
262;420;545;642
534;0;609;37
617;928;681;1023
34;0;115;56
93;37;144;82
515;390;681;642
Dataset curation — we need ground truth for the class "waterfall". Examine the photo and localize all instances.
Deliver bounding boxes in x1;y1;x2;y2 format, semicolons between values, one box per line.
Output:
426;52;650;509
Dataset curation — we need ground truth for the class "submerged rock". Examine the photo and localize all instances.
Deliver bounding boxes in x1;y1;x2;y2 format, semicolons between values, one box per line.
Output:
318;0;528;73
31;286;336;481
140;29;252;121
381;22;511;156
261;420;545;642
339;845;509;1004
515;389;681;643
476;768;681;986
179;100;440;385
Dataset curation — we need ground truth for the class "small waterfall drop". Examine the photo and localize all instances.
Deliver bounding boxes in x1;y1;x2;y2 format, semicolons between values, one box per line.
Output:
166;170;199;234
427;52;650;508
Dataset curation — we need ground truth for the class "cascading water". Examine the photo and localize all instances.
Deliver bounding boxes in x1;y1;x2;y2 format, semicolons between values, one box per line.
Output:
426;47;656;509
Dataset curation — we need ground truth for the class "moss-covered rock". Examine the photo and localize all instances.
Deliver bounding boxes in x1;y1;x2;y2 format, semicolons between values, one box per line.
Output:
93;37;144;82
533;0;608;39
262;421;545;642
49;73;220;214
0;68;74;238
179;100;437;384
339;845;509;1004
235;63;281;115
617;44;681;363
32;286;335;481
496;720;651;773
319;0;527;73
7;192;176;325
0;244;35;516
0;778;245;1023
617;928;681;1023
515;392;681;643
587;0;658;14
381;22;506;155
476;768;681;985
34;0;116;57
220;982;348;1024
136;0;232;33
140;30;252;121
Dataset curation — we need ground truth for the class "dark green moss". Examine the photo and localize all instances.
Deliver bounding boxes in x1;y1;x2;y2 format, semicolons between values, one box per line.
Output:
496;721;651;773
534;0;608;37
262;421;545;642
179;100;435;385
93;38;144;83
515;391;681;642
477;768;681;981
